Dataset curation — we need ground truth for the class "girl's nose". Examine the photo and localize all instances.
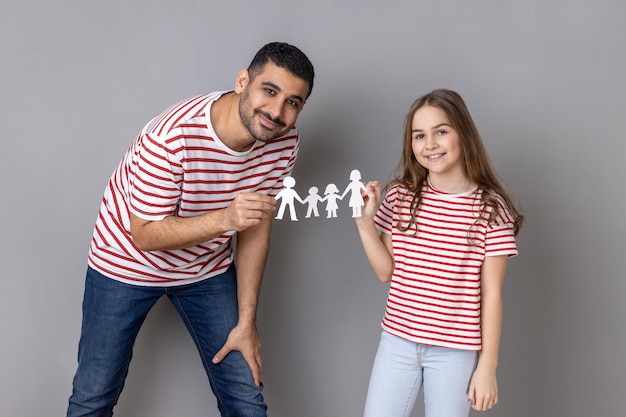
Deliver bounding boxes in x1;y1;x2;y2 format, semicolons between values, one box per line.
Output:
425;135;438;149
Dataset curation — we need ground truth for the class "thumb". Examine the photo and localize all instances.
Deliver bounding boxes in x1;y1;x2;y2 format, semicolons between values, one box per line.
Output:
212;343;232;365
467;381;476;404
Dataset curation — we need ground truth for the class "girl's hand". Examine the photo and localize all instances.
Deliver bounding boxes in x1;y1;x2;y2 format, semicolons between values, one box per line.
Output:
359;181;381;221
468;366;498;411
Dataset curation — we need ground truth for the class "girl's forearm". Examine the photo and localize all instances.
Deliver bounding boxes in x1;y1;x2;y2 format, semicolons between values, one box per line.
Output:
356;219;393;282
477;255;508;371
477;290;503;371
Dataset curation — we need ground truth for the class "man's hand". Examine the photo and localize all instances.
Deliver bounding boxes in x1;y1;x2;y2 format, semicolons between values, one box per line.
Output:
224;193;277;232
212;322;263;386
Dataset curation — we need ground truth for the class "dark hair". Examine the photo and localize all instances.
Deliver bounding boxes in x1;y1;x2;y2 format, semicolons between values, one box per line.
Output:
392;89;523;236
248;42;315;98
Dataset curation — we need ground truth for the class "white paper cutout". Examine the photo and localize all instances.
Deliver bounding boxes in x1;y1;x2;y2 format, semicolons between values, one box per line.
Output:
275;176;304;221
274;169;366;221
322;183;342;218
302;186;324;218
340;169;368;218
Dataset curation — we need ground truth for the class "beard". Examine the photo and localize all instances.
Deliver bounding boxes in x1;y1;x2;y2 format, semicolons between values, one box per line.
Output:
239;88;290;142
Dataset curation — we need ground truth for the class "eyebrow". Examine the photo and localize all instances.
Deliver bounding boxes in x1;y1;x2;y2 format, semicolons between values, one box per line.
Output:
412;123;451;132
261;81;304;105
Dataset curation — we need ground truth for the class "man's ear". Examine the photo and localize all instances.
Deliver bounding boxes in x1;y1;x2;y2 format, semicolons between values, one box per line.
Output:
234;68;250;94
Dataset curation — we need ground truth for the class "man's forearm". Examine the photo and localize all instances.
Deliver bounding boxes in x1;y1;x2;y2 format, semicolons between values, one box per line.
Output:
235;218;271;324
130;210;230;251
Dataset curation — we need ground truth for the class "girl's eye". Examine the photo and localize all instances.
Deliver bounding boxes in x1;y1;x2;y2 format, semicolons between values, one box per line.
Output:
436;129;447;135
413;133;424;140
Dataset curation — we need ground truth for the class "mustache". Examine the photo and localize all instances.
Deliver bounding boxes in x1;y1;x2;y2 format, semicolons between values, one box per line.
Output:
256;110;286;127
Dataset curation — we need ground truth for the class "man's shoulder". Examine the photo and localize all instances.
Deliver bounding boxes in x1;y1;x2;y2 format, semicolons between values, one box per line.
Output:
144;91;227;136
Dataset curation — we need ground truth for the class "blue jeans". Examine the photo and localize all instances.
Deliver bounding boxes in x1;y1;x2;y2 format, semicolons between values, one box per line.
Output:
67;266;266;417
363;331;478;417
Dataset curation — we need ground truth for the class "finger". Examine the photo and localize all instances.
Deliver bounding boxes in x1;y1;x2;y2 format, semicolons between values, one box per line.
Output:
364;183;376;199
248;200;279;216
470;397;483;411
472;394;495;411
250;362;261;387
248;207;276;220
243;352;262;386
234;204;275;223
488;393;498;409
212;344;232;365
241;192;278;205
257;353;263;374
372;182;382;199
467;385;476;406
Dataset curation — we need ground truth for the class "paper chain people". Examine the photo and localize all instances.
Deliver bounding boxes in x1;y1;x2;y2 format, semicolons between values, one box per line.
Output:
275;169;367;221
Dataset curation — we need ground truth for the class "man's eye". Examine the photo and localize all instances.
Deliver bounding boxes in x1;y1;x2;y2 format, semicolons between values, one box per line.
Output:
287;99;299;108
265;88;275;95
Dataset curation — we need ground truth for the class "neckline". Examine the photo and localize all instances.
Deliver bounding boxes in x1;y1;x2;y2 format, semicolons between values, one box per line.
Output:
426;179;478;197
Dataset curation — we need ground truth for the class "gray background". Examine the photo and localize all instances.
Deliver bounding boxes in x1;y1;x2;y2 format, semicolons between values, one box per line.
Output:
1;0;625;416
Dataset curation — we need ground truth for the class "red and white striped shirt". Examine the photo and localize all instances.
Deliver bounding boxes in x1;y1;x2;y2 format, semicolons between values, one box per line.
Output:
88;91;299;286
374;182;518;350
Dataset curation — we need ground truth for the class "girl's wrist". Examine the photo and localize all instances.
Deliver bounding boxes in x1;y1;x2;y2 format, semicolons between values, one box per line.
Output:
355;216;375;228
476;354;498;373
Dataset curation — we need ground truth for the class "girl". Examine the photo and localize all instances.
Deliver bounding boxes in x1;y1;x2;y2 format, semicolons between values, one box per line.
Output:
356;89;523;417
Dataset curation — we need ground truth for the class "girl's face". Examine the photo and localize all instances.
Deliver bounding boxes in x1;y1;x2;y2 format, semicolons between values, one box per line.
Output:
411;105;465;184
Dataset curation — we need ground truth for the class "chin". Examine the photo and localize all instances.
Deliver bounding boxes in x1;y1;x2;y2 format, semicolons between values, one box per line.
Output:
254;137;276;143
255;128;289;142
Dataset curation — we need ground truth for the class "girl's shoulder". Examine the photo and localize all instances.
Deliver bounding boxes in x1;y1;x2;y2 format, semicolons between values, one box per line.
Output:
386;181;417;195
479;188;516;224
384;182;413;202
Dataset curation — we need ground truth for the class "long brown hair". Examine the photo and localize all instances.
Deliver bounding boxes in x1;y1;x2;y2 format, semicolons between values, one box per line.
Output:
390;89;523;236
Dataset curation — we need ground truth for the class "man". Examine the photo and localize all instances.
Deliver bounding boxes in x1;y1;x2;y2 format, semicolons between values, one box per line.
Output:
67;42;315;417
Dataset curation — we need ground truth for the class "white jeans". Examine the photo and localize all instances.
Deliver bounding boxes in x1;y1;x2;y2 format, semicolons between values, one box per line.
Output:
364;331;478;417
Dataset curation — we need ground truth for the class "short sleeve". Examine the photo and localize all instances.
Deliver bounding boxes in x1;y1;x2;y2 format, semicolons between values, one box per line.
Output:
374;185;398;235
484;199;518;257
127;132;183;221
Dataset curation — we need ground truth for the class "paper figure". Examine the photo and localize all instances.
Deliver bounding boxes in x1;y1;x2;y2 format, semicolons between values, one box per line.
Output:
302;186;324;218
322;183;342;218
272;168;366;221
341;169;368;218
275;176;304;221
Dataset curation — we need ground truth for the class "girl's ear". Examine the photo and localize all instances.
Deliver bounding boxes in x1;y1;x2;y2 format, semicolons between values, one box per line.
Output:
234;68;250;94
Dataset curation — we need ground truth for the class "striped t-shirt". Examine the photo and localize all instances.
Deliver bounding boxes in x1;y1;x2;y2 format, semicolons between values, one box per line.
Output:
88;91;299;286
374;182;518;350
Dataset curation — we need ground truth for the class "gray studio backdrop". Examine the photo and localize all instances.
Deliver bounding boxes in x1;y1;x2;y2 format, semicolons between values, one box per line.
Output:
1;1;625;416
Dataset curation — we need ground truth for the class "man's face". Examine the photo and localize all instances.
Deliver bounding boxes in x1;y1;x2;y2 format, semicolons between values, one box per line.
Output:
238;63;309;142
